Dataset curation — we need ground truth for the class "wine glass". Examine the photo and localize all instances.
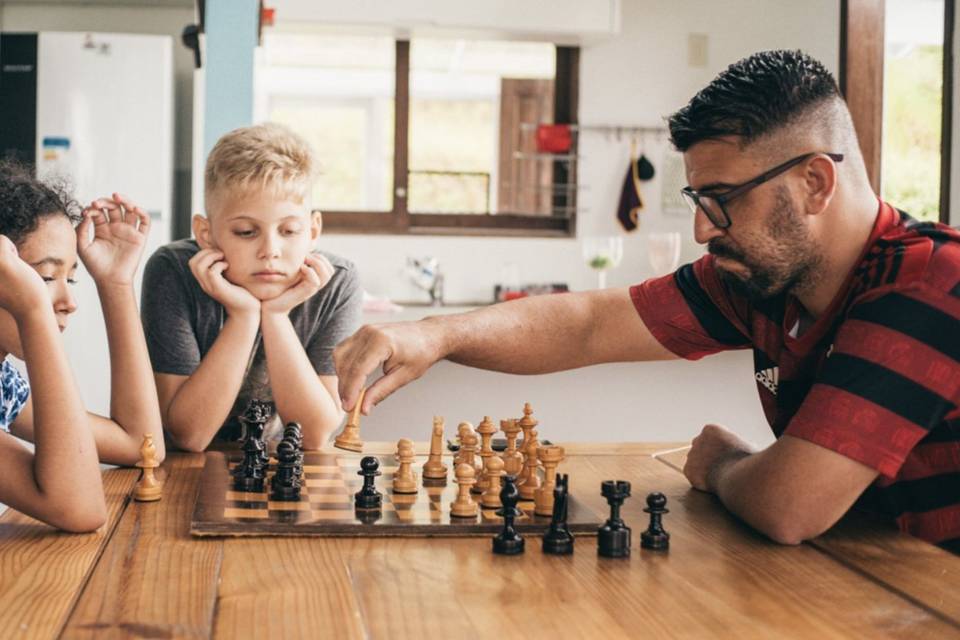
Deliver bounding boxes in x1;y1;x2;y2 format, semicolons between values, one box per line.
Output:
581;236;624;289
647;232;682;276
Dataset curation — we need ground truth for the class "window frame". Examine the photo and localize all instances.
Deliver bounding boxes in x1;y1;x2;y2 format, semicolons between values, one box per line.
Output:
840;0;955;224
319;40;580;237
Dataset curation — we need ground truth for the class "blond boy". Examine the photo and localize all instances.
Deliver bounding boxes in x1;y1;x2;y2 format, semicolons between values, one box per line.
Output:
142;123;361;450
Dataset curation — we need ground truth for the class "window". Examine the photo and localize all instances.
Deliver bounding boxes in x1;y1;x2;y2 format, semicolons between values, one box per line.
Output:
257;34;395;212
841;0;954;223
256;35;579;236
882;0;949;221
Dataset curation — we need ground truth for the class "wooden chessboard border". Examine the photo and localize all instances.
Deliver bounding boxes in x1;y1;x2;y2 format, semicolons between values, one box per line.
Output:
190;451;602;538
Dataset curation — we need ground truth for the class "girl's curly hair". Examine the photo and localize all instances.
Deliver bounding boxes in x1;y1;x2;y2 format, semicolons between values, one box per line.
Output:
0;159;81;246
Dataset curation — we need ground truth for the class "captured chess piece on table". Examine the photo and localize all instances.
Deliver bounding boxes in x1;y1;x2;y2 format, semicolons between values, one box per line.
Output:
543;473;574;555
598;480;632;558
334;387;366;452
493;474;524;555
641;492;670;550
134;433;162;502
355;456;383;509
422;416;448;480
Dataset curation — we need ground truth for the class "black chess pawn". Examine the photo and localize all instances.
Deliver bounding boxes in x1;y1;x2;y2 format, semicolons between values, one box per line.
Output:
233;437;266;492
598;480;631;558
493;475;525;555
640;492;670;550
355;456;383;509
270;439;302;501
542;473;574;555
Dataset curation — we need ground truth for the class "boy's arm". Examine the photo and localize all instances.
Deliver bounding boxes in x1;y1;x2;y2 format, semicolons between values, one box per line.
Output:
157;310;260;451
260;312;343;449
259;254;345;448
159;248;262;451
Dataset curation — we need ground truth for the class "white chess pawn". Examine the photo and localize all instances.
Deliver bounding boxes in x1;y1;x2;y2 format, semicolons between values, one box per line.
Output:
451;464;478;517
393;438;417;494
481;455;505;509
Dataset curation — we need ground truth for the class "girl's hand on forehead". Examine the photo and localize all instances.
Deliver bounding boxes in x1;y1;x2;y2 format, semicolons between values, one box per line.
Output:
77;192;151;287
188;248;261;318
0;234;51;318
260;253;334;316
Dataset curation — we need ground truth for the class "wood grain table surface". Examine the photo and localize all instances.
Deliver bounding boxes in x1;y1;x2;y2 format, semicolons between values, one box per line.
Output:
0;442;957;639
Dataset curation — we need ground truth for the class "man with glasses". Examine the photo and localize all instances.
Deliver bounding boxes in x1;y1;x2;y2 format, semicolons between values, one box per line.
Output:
335;50;959;552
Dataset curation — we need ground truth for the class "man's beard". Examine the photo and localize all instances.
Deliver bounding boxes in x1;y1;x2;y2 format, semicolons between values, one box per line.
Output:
710;189;819;302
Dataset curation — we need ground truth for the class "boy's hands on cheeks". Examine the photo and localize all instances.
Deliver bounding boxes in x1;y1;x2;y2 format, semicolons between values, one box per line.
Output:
189;249;261;318
0;235;50;318
261;254;334;317
77;193;151;287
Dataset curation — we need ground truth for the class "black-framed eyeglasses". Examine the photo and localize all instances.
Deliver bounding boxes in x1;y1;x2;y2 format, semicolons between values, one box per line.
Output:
680;152;844;229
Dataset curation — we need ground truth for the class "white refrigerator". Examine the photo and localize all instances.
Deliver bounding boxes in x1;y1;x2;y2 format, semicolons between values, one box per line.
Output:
1;31;174;414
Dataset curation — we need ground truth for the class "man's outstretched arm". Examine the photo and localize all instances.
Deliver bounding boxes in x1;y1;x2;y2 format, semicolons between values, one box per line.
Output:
335;287;677;414
683;426;879;544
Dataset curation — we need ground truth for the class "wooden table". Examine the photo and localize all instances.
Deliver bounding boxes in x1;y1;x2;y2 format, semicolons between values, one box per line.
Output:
1;443;957;639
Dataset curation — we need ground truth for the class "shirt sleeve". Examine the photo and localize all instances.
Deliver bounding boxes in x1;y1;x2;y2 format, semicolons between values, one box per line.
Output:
141;248;203;376
785;284;960;478
629;255;751;360
306;261;363;376
0;360;30;433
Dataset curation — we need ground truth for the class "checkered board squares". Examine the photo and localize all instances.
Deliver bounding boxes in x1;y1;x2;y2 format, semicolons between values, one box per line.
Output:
190;450;602;538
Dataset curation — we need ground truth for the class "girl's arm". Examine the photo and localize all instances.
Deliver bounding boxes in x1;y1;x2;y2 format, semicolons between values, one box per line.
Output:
0;236;106;531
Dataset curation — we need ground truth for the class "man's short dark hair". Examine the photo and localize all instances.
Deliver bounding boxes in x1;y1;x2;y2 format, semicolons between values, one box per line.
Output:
668;50;842;152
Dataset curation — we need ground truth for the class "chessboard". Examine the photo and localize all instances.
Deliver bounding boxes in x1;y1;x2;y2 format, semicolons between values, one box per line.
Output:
190;451;602;537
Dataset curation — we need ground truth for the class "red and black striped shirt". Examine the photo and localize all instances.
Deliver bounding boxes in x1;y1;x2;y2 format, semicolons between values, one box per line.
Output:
630;201;960;551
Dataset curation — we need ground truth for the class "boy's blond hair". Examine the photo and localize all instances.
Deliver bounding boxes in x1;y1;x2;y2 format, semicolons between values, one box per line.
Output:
204;123;316;212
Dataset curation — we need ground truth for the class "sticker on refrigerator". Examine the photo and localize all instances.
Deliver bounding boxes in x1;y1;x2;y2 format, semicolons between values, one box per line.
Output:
41;136;70;162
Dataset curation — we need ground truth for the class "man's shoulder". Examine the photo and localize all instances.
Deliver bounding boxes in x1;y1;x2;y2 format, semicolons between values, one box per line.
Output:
860;211;960;295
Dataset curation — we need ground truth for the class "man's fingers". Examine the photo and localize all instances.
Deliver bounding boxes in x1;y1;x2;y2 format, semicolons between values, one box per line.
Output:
363;365;417;414
336;330;390;412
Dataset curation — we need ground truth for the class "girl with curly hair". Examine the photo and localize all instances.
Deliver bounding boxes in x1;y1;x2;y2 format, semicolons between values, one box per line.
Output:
0;160;162;531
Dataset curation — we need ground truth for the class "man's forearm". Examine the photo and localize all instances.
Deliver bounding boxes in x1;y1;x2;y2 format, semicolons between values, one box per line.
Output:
710;450;806;545
165;313;259;451
432;289;635;374
260;313;342;448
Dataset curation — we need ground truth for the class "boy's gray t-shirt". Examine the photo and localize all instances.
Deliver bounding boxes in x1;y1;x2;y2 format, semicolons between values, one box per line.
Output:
141;239;362;441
